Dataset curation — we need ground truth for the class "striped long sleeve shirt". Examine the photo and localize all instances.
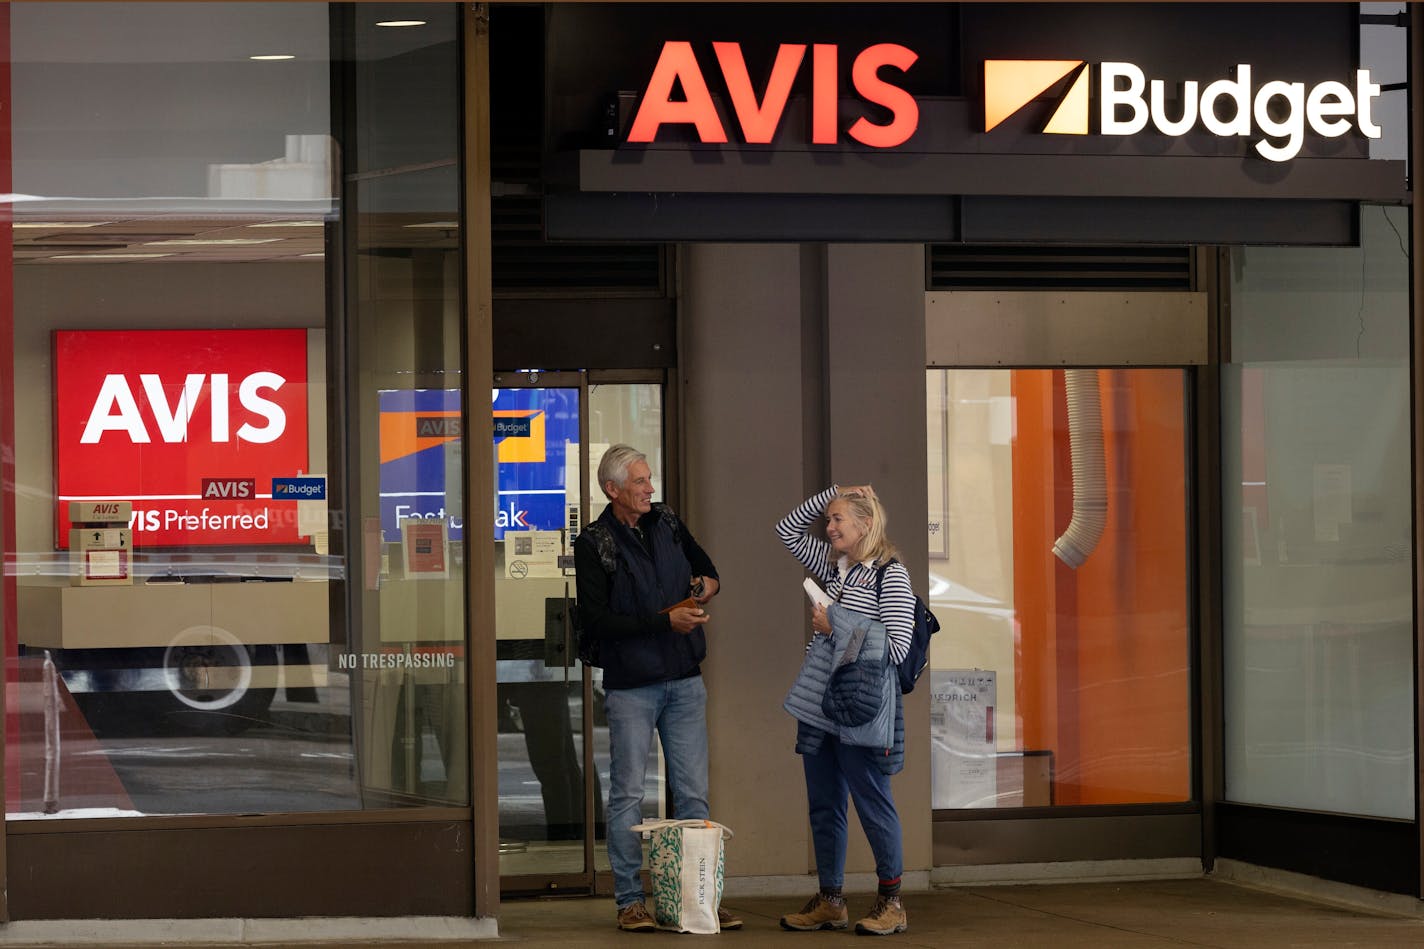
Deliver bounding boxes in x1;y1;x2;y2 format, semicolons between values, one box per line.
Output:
775;485;913;665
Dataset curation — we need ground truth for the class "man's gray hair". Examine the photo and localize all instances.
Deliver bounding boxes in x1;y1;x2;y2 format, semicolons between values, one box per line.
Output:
598;444;647;499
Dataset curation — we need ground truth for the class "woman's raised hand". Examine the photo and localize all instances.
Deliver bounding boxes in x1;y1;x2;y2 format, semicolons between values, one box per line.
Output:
841;483;876;500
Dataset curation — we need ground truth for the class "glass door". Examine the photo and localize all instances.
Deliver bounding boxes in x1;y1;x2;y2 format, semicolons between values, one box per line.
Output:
493;372;592;889
494;370;668;894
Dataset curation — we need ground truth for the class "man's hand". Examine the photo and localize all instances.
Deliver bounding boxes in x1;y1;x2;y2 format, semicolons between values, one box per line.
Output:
811;603;831;634
691;575;720;604
668;605;711;634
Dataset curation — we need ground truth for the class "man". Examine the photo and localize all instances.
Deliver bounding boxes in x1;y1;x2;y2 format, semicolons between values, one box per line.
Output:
574;444;741;933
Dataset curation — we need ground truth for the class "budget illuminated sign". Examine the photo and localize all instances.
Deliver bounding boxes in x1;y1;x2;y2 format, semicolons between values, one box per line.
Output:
54;328;311;547
983;60;1383;162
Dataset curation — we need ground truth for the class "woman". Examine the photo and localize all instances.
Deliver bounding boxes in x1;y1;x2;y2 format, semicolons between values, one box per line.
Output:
775;484;912;937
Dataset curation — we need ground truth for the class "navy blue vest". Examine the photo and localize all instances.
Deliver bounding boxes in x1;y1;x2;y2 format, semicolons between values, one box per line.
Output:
596;504;706;689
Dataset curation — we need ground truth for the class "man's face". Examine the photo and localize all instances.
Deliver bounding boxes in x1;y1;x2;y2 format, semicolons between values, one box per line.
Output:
607;459;655;523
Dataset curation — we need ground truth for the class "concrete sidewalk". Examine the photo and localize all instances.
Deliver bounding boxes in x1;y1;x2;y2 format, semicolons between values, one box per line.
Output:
496;878;1424;948
0;874;1421;947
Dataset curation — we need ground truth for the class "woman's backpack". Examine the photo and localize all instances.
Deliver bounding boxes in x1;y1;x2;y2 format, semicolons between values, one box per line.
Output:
874;559;941;694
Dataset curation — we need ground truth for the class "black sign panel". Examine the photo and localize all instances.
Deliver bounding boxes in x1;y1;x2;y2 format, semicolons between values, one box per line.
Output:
541;2;1403;244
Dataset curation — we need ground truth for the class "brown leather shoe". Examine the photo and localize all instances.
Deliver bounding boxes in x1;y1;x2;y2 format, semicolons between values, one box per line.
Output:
853;895;907;935
717;906;743;930
779;893;849;931
616;900;656;933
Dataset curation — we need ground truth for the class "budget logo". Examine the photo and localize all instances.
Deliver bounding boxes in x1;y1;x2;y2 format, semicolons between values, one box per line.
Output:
983;59;1382;162
272;477;326;500
984;60;1090;135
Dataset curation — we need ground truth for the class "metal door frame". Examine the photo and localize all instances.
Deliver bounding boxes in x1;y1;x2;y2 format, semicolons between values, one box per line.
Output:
492;368;672;898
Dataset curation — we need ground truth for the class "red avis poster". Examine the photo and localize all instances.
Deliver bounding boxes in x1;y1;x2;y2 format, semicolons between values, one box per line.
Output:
53;328;311;547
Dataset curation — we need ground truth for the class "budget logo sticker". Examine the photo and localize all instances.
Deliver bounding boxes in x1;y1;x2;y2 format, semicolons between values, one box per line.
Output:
272;477;326;500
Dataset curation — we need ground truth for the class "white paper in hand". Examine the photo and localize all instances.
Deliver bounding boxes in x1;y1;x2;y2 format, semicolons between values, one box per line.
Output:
803;577;833;609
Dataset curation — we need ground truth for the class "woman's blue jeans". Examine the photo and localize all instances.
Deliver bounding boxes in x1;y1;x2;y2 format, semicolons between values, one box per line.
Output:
803;735;904;887
605;674;710;908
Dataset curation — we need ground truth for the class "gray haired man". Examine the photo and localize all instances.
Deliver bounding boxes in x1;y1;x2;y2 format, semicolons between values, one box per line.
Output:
573;444;739;932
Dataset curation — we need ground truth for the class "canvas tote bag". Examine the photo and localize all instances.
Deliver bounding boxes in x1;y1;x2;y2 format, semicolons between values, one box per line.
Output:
629;818;734;934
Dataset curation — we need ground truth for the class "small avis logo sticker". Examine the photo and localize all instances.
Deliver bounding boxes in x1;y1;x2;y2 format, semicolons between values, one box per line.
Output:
201;478;257;500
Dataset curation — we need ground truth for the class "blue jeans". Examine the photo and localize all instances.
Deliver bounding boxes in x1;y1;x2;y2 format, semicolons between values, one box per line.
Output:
605;674;710;908
803;735;904;888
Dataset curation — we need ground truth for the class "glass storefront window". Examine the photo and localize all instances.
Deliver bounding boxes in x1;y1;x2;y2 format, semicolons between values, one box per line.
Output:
1223;206;1414;819
3;3;465;818
926;368;1192;809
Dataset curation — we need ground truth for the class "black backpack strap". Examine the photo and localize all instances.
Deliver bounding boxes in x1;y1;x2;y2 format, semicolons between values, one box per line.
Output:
581;520;619;575
653;502;685;546
873;556;900;602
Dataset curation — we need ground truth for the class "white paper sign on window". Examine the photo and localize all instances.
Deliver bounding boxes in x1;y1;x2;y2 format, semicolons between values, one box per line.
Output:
930;670;997;809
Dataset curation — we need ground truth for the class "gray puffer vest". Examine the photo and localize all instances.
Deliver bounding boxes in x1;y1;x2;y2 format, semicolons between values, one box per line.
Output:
784;603;898;760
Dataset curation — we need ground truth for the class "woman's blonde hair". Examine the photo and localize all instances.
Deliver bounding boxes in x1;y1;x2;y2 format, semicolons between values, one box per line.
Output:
830;490;898;566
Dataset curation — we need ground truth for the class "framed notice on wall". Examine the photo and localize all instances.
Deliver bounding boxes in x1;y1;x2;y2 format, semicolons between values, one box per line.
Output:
401;517;449;579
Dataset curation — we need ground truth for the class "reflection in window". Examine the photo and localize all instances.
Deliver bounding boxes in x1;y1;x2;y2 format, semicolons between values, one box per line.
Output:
4;3;465;819
926;368;1191;809
1223;206;1414;819
588;382;665;526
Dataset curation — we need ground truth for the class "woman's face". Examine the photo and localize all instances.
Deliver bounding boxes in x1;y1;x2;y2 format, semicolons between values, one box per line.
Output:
825;499;866;557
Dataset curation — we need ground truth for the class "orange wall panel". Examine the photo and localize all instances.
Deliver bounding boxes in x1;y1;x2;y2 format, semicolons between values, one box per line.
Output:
1012;369;1190;807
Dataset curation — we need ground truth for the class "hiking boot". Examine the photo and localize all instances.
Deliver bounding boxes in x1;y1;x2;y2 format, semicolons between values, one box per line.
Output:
616;901;656;933
718;906;744;930
854;895;907;936
779;893;849;931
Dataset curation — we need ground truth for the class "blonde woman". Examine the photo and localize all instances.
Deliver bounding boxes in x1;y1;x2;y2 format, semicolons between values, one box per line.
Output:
775;485;911;936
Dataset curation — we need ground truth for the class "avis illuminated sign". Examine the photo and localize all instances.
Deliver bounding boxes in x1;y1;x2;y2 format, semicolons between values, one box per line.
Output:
627;41;919;147
81;372;287;444
984;60;1382;162
54;328;311;548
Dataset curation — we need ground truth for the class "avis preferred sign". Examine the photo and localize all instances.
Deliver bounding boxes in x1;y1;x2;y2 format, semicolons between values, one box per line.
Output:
54;328;311;547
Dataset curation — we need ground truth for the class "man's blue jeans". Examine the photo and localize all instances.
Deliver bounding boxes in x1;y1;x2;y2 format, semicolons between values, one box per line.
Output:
803;735;904;887
605;674;710;908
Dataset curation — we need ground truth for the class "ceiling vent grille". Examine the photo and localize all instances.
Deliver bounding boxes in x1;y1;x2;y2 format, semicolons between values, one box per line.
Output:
928;245;1193;291
492;195;664;295
488;5;665;297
